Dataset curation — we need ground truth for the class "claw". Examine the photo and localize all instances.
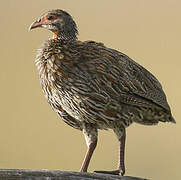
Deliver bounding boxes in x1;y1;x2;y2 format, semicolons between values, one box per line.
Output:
121;169;125;176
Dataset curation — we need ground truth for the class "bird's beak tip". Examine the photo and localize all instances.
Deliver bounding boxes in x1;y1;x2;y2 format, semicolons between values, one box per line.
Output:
29;25;33;31
29;20;42;31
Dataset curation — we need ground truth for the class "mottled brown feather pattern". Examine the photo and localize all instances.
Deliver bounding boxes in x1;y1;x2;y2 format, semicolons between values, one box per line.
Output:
35;39;174;130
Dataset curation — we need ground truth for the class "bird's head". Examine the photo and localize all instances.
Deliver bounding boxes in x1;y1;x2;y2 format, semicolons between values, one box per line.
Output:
29;9;78;40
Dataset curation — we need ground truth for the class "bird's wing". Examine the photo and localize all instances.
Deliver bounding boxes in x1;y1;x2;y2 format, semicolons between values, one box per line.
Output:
106;47;171;111
113;49;170;111
53;41;171;113
74;41;171;111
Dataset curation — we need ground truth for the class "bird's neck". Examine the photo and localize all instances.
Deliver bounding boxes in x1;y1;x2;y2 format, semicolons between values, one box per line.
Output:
52;30;78;42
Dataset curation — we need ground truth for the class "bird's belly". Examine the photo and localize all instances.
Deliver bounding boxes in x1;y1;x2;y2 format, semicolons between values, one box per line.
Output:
42;82;166;130
47;88;84;121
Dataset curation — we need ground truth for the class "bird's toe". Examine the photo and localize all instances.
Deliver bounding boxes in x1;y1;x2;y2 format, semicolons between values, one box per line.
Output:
94;170;120;176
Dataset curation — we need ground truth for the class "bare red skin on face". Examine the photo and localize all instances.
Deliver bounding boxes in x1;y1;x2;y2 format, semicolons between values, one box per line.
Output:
42;15;58;39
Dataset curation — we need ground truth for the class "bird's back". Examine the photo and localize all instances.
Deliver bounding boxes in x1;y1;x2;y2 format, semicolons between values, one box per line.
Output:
36;39;175;130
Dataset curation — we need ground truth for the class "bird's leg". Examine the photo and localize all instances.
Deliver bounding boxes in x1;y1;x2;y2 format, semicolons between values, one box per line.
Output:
80;125;98;172
94;127;126;176
117;127;126;176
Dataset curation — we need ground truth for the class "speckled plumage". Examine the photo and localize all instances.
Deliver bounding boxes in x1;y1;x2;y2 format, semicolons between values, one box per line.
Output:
30;9;175;176
36;39;174;128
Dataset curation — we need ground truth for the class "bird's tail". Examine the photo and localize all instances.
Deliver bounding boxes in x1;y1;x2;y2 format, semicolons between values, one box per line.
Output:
170;115;176;124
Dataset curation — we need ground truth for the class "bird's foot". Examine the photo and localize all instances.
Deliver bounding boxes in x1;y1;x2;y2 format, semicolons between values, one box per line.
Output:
94;170;121;176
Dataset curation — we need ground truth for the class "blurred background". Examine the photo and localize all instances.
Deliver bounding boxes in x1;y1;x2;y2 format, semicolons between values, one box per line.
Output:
0;0;180;179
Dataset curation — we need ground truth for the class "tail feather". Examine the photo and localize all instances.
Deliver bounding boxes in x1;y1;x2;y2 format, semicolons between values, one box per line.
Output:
170;116;176;124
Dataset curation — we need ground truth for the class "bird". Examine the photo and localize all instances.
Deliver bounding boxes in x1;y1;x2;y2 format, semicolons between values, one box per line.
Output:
29;9;175;176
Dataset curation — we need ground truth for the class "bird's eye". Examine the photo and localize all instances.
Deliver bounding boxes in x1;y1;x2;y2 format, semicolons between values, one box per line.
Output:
47;16;55;20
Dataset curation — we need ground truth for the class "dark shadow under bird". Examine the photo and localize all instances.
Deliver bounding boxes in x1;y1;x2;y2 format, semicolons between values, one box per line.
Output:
29;9;175;176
